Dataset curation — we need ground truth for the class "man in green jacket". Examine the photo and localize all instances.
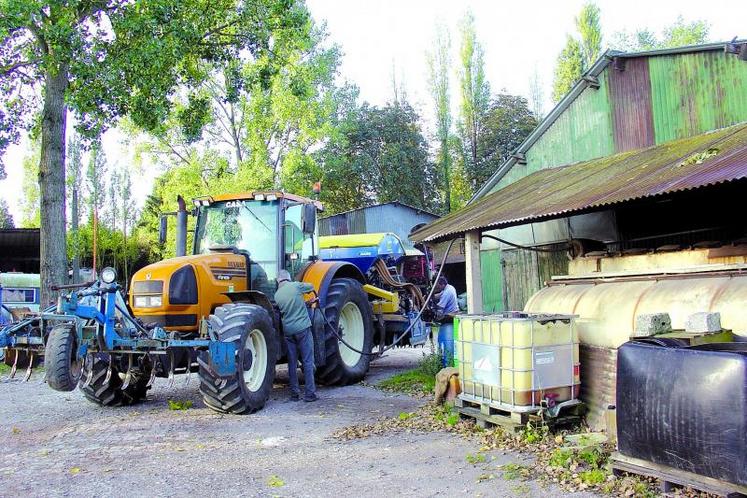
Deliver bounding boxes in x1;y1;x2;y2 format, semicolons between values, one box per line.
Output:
274;269;318;402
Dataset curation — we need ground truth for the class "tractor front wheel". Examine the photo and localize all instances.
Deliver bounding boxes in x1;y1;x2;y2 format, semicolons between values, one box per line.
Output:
198;303;278;414
45;324;82;392
316;278;374;386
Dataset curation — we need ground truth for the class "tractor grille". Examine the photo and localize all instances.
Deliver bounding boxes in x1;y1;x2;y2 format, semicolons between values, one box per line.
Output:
132;280;164;294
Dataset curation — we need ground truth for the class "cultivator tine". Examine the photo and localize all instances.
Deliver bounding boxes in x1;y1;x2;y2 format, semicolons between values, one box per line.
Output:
146;355;156;388
8;349;19;380
81;355;94;389
22;352;34;382
121;355;133;390
103;354;114;386
184;357;192;387
166;351;176;389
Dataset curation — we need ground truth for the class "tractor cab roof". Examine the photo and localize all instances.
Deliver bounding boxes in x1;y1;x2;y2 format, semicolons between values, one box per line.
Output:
196;191;324;211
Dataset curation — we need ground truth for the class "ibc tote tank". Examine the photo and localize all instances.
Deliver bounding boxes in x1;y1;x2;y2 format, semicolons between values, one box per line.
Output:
455;313;580;411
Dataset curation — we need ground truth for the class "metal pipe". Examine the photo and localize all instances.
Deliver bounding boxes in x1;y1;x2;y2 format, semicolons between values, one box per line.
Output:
175;195;187;257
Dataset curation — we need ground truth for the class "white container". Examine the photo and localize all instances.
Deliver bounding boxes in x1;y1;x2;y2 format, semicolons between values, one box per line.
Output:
455;313;580;412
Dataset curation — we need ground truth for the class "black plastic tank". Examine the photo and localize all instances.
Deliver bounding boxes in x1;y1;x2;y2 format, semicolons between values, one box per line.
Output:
616;341;747;486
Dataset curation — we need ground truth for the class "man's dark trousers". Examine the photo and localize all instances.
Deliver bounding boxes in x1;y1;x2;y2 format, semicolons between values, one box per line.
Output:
285;327;316;398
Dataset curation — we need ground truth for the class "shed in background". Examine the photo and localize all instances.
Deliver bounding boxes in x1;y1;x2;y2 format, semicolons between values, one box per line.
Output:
319;202;439;246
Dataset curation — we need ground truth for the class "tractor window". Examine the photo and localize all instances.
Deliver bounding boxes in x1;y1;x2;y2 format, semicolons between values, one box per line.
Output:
194;200;279;296
284;204;317;276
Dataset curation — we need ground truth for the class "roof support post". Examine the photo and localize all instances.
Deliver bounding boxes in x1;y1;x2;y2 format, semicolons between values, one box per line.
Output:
464;230;483;314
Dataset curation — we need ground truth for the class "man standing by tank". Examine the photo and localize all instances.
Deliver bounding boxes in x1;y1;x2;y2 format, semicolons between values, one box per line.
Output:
434;276;459;367
274;270;318;402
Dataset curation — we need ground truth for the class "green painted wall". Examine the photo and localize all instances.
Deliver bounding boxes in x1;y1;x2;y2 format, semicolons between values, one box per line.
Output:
492;71;615;192
649;51;747;143
480;248;504;312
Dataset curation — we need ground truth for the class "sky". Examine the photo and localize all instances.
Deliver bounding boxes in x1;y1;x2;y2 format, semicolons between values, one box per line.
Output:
1;0;746;223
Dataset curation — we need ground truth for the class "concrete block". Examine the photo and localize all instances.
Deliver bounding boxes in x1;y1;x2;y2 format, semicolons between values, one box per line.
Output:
685;312;721;333
633;313;672;337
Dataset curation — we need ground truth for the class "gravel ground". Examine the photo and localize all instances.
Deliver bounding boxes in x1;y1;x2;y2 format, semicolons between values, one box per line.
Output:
0;348;598;497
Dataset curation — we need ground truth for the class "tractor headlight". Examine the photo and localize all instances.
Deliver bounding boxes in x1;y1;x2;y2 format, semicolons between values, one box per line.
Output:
133;295;163;308
101;267;117;284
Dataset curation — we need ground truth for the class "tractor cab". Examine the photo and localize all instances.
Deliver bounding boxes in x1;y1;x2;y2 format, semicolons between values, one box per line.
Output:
191;192;321;297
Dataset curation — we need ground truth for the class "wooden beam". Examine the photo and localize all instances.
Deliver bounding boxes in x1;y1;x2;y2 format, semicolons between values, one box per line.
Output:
465;230;483;314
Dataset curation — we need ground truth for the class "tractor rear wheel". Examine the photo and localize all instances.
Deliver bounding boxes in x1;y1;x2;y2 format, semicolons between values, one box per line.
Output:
79;354;153;406
198;303;278;414
45;324;82;392
316;278;374;386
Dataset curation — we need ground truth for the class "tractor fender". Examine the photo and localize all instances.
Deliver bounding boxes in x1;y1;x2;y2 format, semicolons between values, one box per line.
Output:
299;261;366;308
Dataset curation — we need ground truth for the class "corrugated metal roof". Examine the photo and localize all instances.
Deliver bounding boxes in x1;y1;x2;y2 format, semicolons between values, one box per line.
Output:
412;123;747;242
472;40;747;200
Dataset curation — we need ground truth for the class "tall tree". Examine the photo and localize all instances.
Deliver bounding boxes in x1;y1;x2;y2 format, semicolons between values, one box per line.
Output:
0;198;14;228
66;133;83;283
1;0;310;305
86;143;107;272
468;93;537;191
456;11;490;198
528;66;545;120
20;138;41;228
576;3;602;67
551;2;602;103
426;23;453;213
552;35;585;103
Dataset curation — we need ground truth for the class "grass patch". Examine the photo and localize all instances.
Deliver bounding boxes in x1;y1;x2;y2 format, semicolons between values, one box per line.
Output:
167;400;193;410
0;363;9;375
465;453;486;465
377;353;441;396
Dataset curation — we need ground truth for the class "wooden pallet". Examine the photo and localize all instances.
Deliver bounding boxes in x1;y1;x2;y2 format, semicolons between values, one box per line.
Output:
455;397;536;431
610;452;747;498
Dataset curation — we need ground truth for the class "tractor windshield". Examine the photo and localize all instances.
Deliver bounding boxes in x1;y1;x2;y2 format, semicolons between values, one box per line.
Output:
194;200;279;291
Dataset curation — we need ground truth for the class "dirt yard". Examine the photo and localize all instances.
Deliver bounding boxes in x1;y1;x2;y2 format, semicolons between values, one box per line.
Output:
0;349;598;497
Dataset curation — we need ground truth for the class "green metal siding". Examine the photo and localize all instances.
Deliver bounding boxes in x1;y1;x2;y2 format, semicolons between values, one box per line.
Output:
492;72;615;192
480;249;504;312
649;51;747;144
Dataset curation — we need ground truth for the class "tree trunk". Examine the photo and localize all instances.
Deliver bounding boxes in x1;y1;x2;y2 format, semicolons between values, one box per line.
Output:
39;64;69;307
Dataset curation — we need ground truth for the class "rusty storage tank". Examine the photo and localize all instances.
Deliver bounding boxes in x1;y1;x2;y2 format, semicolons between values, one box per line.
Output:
454;313;580;412
524;268;747;429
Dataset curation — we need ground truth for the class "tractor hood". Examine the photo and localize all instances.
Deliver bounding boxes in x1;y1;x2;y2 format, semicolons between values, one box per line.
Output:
129;252;249;332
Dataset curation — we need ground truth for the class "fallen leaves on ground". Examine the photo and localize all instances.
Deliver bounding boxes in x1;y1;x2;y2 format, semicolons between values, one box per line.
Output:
331;402;714;497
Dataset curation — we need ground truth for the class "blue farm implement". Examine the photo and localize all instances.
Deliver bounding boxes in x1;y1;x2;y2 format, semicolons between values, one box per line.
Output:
0;268;263;410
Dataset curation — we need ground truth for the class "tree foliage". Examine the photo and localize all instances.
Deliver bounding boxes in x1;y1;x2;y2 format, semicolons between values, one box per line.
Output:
0;198;14;228
1;0;312;302
552;1;602;104
611;17;710;52
316;101;439;214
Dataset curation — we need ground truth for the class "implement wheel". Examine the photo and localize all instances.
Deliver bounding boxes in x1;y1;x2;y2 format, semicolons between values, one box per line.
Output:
198;303;278;414
79;354;153;406
316;278;374;386
45;324;82;392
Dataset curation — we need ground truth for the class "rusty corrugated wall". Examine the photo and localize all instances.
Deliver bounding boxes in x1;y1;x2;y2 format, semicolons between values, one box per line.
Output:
580;345;617;431
608;57;655;151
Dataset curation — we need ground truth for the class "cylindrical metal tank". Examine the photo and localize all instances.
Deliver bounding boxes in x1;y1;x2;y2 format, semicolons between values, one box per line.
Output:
525;274;747;348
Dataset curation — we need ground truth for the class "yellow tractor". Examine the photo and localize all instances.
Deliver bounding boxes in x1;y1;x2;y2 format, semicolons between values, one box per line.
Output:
127;191;425;414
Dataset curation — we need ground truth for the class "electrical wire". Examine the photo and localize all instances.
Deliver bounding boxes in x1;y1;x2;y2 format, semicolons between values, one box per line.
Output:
313;238;457;356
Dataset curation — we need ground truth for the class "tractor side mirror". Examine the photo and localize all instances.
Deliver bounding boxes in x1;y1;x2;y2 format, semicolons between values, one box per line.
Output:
159;216;168;245
302;203;316;234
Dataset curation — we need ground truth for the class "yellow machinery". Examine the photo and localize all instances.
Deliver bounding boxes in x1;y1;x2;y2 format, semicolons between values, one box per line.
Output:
127;191;426;414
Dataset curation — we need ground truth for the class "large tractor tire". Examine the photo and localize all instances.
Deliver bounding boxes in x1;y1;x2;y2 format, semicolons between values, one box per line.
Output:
316;278;375;386
79;354;153;406
198;303;278;414
45;324;83;392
